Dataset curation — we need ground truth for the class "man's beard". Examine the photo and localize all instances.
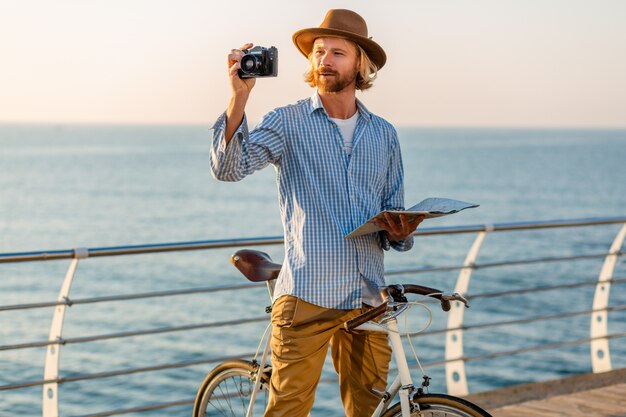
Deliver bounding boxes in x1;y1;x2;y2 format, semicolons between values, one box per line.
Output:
314;66;358;93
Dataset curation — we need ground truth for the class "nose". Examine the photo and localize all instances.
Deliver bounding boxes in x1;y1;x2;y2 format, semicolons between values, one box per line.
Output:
319;51;332;67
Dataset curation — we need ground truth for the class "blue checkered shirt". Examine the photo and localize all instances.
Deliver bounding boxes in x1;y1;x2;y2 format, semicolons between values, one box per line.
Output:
210;92;413;309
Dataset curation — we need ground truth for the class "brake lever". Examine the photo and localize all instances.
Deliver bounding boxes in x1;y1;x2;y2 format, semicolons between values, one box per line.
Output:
441;292;470;308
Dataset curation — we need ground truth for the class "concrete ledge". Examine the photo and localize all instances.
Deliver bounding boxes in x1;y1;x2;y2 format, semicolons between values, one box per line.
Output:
463;368;626;410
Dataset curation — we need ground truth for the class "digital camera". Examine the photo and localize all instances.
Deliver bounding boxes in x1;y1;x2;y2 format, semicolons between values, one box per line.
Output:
238;46;278;78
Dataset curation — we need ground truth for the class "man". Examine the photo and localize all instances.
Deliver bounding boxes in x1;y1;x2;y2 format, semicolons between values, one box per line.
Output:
210;9;424;417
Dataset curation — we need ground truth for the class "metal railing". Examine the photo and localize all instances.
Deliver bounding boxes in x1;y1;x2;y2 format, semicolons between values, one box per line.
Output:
1;216;625;416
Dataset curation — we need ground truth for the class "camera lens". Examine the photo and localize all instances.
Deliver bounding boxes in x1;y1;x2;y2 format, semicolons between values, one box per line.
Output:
240;55;259;74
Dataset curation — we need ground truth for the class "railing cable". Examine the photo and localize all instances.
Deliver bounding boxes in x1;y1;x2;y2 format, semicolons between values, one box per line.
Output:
386;251;623;276
470;276;626;300
0;283;263;312
0;316;267;352
413;304;626;338
0;352;255;391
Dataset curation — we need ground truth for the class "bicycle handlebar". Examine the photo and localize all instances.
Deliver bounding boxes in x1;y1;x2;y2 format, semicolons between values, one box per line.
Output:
344;302;389;331
343;284;470;331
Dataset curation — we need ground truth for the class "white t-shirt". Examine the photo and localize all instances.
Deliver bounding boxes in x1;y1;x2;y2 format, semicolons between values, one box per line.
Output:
330;111;383;307
330;111;359;155
332;111;382;306
361;278;384;307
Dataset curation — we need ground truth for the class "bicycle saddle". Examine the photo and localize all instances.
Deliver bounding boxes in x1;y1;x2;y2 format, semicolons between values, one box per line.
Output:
231;249;281;282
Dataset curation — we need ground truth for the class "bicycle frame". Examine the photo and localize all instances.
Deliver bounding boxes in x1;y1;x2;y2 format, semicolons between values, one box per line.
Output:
246;280;275;417
247;329;271;417
246;314;417;417
356;318;417;417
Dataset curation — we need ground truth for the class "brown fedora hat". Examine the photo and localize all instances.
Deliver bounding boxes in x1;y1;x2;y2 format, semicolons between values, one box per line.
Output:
292;9;387;70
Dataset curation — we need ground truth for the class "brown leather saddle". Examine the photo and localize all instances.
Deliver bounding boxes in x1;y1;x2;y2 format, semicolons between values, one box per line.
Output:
231;249;281;282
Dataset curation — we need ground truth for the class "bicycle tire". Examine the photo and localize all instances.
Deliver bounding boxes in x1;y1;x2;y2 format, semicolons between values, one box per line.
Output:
381;393;492;417
192;359;270;417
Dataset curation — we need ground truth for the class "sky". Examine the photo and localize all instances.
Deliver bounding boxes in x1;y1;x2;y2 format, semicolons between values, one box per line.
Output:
1;0;625;128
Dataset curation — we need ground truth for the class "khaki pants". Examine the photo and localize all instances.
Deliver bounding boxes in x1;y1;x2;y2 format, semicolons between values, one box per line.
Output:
265;295;392;417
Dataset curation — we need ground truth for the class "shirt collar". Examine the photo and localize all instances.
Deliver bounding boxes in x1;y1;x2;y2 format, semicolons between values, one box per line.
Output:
309;90;372;121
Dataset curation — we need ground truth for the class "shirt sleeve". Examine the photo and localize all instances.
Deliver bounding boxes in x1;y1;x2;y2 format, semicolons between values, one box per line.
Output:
379;231;414;252
210;110;284;182
380;127;414;252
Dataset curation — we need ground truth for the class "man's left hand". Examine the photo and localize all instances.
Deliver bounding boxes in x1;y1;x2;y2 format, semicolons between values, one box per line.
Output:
373;213;425;242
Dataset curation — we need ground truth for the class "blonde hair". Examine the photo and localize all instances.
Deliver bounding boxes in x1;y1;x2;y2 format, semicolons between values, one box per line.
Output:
304;41;379;91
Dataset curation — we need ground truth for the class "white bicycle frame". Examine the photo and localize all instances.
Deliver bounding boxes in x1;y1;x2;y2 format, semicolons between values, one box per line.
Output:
246;281;276;417
245;313;418;417
355;318;418;417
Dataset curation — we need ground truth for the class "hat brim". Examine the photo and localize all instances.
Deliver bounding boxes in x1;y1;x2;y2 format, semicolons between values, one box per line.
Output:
293;27;387;70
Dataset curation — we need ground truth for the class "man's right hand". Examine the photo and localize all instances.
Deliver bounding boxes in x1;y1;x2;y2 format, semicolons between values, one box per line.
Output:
224;43;256;143
228;43;256;97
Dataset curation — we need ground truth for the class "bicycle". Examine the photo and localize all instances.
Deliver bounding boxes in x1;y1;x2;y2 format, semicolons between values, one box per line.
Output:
193;249;492;417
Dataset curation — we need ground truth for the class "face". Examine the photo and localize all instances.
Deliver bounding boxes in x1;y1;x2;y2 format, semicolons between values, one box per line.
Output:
311;37;360;93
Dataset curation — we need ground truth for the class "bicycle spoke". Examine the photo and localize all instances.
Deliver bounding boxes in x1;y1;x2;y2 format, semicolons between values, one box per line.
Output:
210;378;240;416
223;377;240;416
237;376;249;414
195;362;270;417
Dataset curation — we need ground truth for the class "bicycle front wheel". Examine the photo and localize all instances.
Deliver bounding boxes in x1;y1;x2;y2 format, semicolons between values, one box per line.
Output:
382;393;492;417
192;359;270;417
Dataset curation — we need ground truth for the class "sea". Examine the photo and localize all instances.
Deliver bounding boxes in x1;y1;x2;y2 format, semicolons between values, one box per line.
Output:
1;124;625;416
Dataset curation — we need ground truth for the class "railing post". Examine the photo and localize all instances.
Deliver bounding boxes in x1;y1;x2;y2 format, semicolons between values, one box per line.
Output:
445;229;488;396
42;248;89;417
590;223;626;373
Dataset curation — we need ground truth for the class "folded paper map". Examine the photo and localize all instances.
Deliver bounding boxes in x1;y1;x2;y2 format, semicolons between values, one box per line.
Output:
345;197;479;239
